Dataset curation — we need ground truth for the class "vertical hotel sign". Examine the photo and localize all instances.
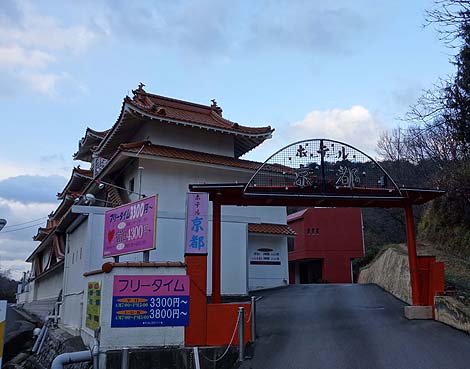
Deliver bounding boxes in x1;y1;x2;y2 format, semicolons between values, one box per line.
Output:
103;195;158;258
185;192;209;254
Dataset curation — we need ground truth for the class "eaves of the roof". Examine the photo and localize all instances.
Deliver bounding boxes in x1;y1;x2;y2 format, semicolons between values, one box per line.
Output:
93;89;273;159
287;209;309;223
74;127;109;161
119;141;264;172
248;223;297;237
57;167;93;199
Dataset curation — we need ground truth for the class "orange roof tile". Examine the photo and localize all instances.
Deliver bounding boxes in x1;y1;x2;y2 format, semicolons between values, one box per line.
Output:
94;86;274;158
129;88;272;135
57;167;93;200
119;141;264;171
248;223;296;236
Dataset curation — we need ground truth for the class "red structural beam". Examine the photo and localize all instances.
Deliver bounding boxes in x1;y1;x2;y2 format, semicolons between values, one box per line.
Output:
212;198;222;304
405;204;421;305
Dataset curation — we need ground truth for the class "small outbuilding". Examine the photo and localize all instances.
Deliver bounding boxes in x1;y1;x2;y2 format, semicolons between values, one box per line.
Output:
287;208;364;284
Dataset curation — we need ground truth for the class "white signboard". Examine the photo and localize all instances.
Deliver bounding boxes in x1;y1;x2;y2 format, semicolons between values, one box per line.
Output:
249;248;281;266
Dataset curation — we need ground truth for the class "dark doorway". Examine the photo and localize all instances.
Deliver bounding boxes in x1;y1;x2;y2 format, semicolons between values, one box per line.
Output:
299;259;323;284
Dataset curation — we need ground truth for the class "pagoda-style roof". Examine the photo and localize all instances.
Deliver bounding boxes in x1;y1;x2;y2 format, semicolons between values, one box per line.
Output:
57;167;93;199
32;226;54;242
50;193;80;223
74;127;109;162
118;141;265;172
93;85;274;159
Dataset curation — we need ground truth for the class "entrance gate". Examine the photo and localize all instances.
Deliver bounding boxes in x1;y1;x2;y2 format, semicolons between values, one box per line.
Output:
184;139;445;345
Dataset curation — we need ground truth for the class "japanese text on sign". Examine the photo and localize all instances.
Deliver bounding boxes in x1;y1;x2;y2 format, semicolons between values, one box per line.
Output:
86;281;101;331
185;192;209;254
111;275;190;328
103;195;158;258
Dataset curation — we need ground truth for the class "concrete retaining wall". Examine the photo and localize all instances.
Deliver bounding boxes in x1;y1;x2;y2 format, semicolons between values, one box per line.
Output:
357;247;412;304
435;296;470;334
22;328;91;369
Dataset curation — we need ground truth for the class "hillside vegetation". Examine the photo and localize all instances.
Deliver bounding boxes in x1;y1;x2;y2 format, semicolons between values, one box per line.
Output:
364;1;470;272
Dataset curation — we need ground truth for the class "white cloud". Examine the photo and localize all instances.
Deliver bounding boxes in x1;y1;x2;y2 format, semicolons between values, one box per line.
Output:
0;45;54;68
0;159;71;181
0;0;96;97
19;71;61;95
245;105;386;162
0;1;95;54
0;197;58;280
289;105;385;155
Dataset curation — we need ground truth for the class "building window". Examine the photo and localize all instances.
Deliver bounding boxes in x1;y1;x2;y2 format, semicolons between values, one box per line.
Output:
316;228;320;235
129;178;135;192
307;228;310;235
288;238;295;252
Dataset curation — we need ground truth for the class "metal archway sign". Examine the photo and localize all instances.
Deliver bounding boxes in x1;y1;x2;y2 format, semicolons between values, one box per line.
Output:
244;138;401;195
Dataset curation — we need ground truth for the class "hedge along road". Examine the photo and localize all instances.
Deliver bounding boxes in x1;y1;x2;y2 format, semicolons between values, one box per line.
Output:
240;284;470;369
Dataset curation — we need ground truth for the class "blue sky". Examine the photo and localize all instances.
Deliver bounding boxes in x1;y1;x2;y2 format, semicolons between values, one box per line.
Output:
0;0;455;279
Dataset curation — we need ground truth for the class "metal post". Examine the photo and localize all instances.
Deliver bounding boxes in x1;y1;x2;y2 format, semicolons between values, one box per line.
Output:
238;307;245;362
193;347;201;369
251;296;256;341
143;251;150;262
121;347;129;369
212;199;221;303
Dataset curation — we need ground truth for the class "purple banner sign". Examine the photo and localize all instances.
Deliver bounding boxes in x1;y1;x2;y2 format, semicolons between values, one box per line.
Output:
112;275;189;327
185;192;209;254
103;195;158;258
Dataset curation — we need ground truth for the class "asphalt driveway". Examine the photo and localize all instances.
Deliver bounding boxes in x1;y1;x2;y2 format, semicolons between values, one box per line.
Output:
241;284;470;369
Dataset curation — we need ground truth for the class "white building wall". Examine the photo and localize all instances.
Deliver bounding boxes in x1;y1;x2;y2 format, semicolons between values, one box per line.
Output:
116;158;287;295
60;150;289;333
247;234;289;291
62;219;87;330
81;265;186;351
137;123;235;157
35;268;63;300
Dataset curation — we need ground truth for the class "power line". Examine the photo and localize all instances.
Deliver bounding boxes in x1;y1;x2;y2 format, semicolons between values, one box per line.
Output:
0;222;46;234
3;216;48;229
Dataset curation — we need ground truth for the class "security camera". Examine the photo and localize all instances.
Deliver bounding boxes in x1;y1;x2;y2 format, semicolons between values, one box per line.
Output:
85;193;96;205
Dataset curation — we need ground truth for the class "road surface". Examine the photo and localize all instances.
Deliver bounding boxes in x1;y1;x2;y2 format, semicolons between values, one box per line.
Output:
241;284;470;369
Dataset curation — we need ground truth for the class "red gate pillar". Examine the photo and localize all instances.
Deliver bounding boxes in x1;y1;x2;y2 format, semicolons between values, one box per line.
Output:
212;198;221;304
404;203;421;305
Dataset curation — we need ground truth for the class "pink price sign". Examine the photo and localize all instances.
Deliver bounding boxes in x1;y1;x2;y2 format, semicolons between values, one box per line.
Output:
113;275;189;297
103;195;158;258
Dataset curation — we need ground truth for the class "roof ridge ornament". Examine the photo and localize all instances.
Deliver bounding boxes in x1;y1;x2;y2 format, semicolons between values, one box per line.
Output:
132;82;146;97
210;99;223;116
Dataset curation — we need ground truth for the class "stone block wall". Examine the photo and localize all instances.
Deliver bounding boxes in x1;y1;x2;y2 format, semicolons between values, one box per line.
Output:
22;328;91;369
435;296;470;334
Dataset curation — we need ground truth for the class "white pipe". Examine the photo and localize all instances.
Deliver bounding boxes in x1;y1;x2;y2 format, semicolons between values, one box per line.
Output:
32;315;60;354
32;325;46;353
37;326;49;353
91;338;99;369
193;347;201;369
50;350;92;369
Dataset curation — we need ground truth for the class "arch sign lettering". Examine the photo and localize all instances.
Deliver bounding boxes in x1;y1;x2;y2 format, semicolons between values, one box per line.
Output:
245;139;400;195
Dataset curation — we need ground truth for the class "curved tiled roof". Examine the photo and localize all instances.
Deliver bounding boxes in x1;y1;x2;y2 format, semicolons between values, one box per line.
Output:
57;167;93;199
248;223;297;236
119;141;264;171
74;127;109;162
129;89;272;135
93;86;274;159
